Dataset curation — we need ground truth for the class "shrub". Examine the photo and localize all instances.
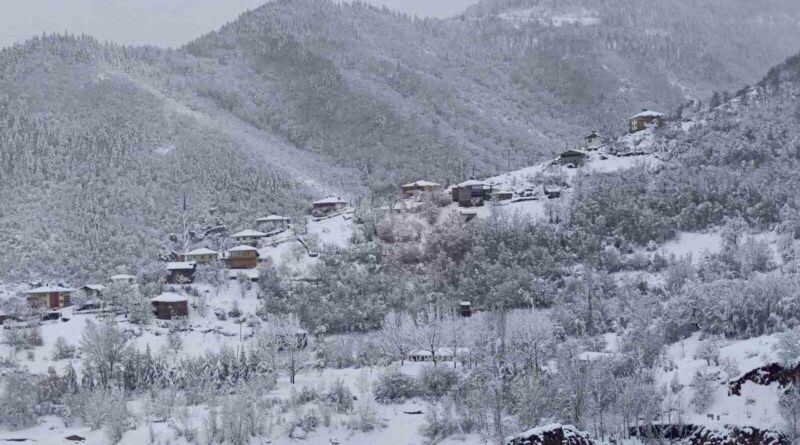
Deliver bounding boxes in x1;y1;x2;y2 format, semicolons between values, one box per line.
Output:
417;365;459;398
327;378;354;413
373;366;417;403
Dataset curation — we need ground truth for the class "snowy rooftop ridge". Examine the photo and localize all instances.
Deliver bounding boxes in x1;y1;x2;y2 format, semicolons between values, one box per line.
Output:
227;245;258;252
313;196;347;205
257;215;291;222
25;286;75;294
231;229;267;238
457;179;487;187
185;247;218;255
628;109;665;119
110;274;136;280
402;180;441;188
166;261;196;270
151;292;188;303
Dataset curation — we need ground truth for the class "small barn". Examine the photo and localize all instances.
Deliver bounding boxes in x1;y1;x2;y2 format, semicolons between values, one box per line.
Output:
166;261;197;284
584;131;603;150
559;149;587;166
628;109;665;133
25;286;74;309
224;245;259;269
230;229;267;247
407;347;469;363
110;274;136;285
151;293;189;320
312;197;348;217
452;180;492;207
401;180;443;198
179;247;219;264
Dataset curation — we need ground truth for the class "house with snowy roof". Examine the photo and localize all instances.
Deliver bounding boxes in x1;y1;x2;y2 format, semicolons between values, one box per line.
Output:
25;286;75;309
256;214;291;230
628;109;665;133
224;245;259;269
584;131;604;150
401;180;443;198
452;179;493;207
311;197;348;217
558;149;587;166
151;292;188;319
80;284;106;299
179;247;219;264
166;261;196;284
230;229;267;247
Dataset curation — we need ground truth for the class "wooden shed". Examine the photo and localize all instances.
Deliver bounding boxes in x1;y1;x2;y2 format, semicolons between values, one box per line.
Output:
25;286;74;309
166;261;197;284
224;245;259;269
151;293;189;320
628;109;665;133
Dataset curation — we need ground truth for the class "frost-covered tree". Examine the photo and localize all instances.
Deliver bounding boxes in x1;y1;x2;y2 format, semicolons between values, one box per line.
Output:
0;370;37;428
377;310;414;365
256;314;311;384
80;319;131;387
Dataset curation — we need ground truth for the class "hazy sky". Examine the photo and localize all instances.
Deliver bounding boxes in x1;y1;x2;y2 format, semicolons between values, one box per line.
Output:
0;0;477;49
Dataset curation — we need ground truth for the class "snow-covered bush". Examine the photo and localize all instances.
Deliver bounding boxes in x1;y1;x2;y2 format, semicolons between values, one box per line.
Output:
690;371;716;413
373;366;417;403
420;402;461;442
780;386;800;439
0;370;37;428
52;336;76;360
417;365;459;398
327;378;354;413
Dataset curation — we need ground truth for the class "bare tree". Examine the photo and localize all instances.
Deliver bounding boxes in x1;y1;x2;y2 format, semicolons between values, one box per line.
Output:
256;313;311;384
412;306;447;366
378;310;414;365
80;319;131;387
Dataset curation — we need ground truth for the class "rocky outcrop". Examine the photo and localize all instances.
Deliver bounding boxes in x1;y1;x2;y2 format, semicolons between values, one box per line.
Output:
506;424;596;445
728;362;800;396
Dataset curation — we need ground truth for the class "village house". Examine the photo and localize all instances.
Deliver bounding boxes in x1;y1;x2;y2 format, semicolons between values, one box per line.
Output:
584;131;603;150
230;229;267;247
179;247;219;264
452;180;492;207
256;215;291;231
559;149;587;166
151;292;189;320
166;261;197;284
628;109;665;133
80;284;105;300
25;286;74;309
459;301;472;317
224;245;259;269
110;274;136;284
407;347;470;363
400;180;443;198
311;197;347;217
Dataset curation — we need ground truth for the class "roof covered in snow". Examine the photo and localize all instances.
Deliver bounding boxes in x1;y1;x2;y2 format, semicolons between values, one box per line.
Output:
401;180;441;188
185;247;218;256
313;197;347;205
628;109;665;119
25;286;75;294
166;261;196;270
82;284;106;291
457;179;486;187
151;292;188;303
256;215;291;222
110;274;136;281
227;245;258;253
231;229;267;238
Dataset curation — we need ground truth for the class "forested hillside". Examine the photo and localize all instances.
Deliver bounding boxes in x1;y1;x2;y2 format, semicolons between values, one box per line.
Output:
2;0;800;281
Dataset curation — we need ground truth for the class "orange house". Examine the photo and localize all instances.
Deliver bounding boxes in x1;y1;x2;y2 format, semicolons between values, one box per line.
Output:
25;286;74;309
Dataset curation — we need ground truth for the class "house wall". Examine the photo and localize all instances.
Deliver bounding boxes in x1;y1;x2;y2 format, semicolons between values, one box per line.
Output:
153;301;188;320
26;292;71;309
